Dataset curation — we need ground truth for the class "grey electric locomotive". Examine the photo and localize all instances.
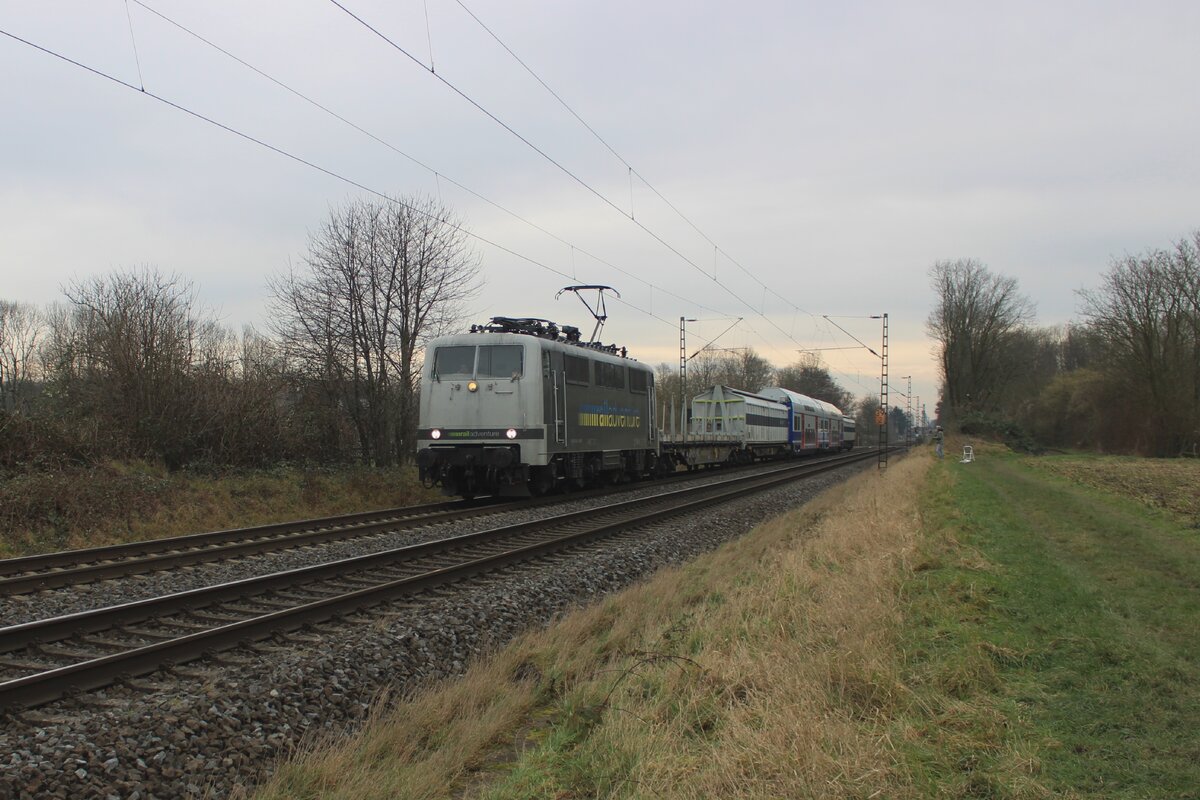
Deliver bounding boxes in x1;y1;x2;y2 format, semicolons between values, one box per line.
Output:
416;317;661;498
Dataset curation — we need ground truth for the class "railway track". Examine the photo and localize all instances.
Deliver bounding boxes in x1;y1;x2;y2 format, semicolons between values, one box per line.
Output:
0;455;812;595
0;449;879;712
0;498;508;595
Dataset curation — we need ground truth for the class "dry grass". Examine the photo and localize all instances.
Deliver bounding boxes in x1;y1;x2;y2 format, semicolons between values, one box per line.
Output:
254;453;936;799
0;463;441;558
253;445;1199;798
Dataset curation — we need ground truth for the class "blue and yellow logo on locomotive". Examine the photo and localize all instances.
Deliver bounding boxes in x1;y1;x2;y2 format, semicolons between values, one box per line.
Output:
577;401;641;429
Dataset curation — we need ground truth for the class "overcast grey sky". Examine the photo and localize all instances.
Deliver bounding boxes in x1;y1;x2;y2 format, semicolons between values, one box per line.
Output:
3;1;1198;411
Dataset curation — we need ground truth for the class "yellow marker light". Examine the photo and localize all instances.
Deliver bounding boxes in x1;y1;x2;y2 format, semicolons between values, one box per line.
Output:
467;381;478;392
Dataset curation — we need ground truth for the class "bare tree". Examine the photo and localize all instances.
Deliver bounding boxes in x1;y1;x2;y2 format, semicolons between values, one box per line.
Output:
722;349;775;393
1027;368;1111;450
55;267;222;467
677;348;774;394
187;325;296;465
776;354;853;411
1079;232;1200;455
0;300;44;413
994;326;1061;419
270;195;479;466
854;394;881;446
1058;322;1103;372
927;259;1035;420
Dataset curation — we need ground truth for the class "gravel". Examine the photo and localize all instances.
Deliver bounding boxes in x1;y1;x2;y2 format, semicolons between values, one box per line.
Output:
0;460;869;799
0;465;801;626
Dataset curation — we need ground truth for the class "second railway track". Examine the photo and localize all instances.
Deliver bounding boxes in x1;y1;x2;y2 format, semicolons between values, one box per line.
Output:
0;498;506;595
0;454;833;596
0;449;879;712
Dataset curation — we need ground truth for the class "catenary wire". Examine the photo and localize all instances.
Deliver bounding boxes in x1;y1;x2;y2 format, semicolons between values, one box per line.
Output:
446;0;892;393
333;2;888;395
0;25;730;352
326;1;820;359
449;0;820;321
123;0;145;91
3;18;882;394
127;0;729;323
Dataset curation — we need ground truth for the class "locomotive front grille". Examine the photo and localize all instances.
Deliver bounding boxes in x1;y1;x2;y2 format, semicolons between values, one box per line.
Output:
417;444;521;469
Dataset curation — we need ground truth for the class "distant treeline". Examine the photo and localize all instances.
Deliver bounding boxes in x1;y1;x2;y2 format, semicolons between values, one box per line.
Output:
928;230;1200;456
11;203;1185;473
0;271;883;472
0;195;479;472
2;196;912;476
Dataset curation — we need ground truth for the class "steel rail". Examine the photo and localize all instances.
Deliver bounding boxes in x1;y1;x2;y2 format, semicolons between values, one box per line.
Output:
0;499;515;595
0;454;791;594
0;499;485;578
0;450;873;654
0;449;882;711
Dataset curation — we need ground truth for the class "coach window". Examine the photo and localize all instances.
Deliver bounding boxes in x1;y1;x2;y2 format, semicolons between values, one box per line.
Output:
478;345;524;378
565;354;590;385
434;346;475;378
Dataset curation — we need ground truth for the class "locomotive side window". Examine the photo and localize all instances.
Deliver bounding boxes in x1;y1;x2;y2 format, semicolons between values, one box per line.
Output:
595;361;625;389
629;368;649;393
478;345;523;378
565;355;590;385
434;346;475;378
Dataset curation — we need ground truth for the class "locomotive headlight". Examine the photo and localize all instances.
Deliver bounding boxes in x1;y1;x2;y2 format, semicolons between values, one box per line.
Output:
430;429;442;440
505;428;518;440
467;380;478;392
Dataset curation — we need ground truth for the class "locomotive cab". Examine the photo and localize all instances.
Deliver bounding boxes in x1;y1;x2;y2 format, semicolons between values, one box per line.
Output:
416;333;545;497
416;319;659;498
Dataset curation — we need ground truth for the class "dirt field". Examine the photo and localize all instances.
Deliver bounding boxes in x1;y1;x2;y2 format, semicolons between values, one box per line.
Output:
1024;454;1200;523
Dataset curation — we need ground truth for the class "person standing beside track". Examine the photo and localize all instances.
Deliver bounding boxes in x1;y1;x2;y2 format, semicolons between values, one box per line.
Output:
934;426;944;459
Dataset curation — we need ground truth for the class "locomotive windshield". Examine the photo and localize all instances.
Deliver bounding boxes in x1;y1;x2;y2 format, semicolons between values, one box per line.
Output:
433;346;475;378
478;345;523;378
433;344;524;379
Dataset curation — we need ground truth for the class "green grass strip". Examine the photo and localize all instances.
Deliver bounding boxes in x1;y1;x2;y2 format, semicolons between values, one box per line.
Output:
904;453;1200;798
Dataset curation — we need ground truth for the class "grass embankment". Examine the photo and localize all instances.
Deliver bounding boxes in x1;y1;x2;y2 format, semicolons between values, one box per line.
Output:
255;453;933;799
0;463;441;558
253;446;1200;799
909;449;1200;797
